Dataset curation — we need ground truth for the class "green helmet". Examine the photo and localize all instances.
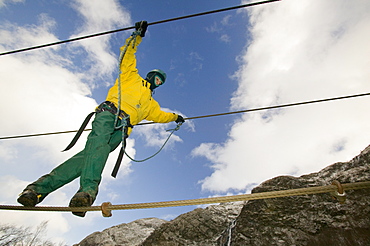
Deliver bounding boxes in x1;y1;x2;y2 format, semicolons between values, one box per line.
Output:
146;69;167;90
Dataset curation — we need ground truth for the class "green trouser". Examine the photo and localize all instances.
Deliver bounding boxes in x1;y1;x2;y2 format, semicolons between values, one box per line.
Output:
26;111;124;202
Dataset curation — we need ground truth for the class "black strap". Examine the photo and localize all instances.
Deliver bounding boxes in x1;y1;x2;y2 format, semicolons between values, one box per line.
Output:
111;147;124;178
62;112;96;152
111;127;128;178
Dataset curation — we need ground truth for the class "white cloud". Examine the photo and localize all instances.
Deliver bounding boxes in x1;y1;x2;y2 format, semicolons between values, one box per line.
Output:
0;10;99;243
69;0;132;88
188;51;204;71
0;0;23;8
135;123;183;149
0;15;96;166
0;175;70;245
0;14;59;53
220;34;231;43
206;23;221;33
221;15;232;26
206;15;233;43
0;0;134;244
193;0;370;193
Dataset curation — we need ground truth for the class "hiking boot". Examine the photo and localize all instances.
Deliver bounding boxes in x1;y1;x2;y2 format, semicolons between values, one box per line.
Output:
69;192;94;217
17;189;40;207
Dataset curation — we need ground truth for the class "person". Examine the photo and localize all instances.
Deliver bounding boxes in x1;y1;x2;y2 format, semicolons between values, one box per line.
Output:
17;21;185;217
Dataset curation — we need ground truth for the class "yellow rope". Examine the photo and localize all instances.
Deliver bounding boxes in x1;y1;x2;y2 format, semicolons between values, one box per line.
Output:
1;181;369;217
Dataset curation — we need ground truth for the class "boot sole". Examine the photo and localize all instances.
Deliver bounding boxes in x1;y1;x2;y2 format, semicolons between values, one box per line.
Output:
69;196;92;217
17;196;37;207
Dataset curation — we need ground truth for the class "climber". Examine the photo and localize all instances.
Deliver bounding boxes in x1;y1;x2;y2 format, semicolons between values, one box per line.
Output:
17;21;185;217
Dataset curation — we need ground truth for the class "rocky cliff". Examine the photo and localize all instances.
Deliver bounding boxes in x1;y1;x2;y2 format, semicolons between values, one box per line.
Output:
74;217;167;246
75;145;370;246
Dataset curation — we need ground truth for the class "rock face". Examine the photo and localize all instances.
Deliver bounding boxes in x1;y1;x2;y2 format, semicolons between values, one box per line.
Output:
224;146;370;246
142;202;244;246
75;145;370;246
73;218;167;246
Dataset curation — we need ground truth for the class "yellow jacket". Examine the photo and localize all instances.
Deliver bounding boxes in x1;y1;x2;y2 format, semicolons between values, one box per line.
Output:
105;35;178;135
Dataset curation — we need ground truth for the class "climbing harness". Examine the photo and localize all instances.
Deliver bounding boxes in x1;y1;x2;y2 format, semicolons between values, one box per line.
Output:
62;101;132;152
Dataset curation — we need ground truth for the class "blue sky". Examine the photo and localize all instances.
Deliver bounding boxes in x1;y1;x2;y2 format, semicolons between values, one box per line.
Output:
1;0;370;244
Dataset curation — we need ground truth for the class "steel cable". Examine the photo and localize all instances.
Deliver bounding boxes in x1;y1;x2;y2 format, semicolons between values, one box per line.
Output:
0;0;280;56
1;92;370;141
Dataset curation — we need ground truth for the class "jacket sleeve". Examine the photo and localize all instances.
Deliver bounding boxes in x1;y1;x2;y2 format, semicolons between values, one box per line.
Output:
146;98;178;123
105;35;142;105
119;35;142;82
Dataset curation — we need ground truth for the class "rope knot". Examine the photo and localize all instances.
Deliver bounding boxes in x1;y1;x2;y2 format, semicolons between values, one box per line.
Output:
331;180;346;204
101;202;112;217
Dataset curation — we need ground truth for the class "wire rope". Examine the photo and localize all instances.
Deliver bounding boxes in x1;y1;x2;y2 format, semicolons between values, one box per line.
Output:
0;0;280;56
0;181;368;216
1;92;369;141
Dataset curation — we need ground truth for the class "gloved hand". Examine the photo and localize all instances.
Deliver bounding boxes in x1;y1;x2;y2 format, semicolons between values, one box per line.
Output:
175;115;185;124
135;21;148;37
